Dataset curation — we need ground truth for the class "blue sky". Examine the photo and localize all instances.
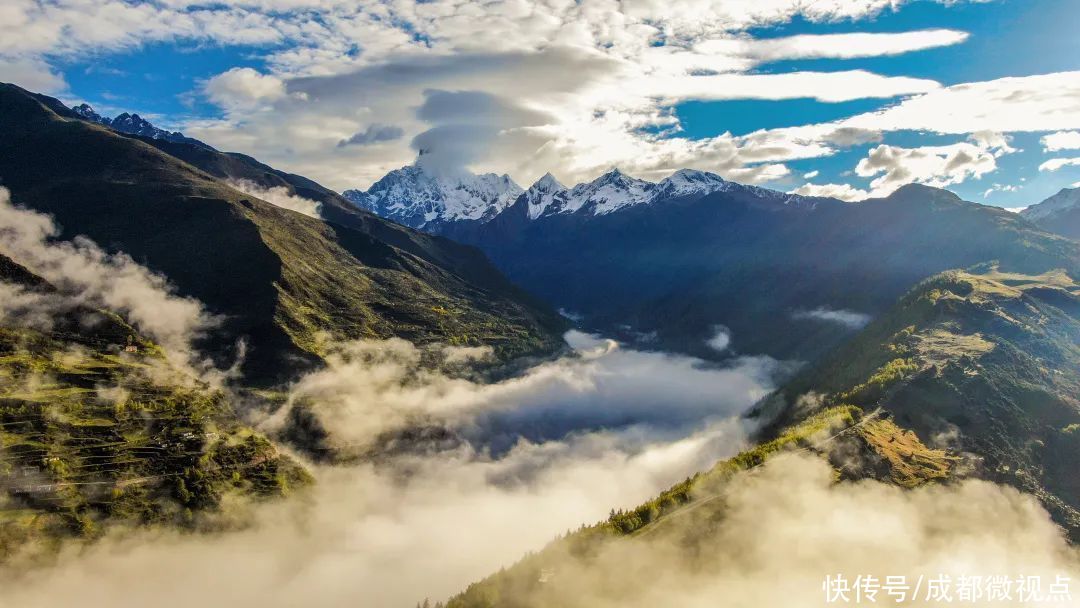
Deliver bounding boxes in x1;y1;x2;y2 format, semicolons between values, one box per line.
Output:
60;43;266;125
671;0;1080;205
3;0;1080;206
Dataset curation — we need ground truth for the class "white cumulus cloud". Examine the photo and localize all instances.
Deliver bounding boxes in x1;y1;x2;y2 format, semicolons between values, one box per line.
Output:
202;67;288;110
854;139;1006;197
791;182;870;202
1041;131;1080;152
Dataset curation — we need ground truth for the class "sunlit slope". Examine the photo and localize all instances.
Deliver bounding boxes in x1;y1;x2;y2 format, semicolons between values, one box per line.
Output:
0;254;311;561
446;267;1080;606
0;83;565;383
766;266;1080;530
444;406;950;607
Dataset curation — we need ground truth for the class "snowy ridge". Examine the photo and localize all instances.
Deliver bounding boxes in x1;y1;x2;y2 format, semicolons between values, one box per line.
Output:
523;172;569;219
561;168;654;215
1021;187;1080;222
344;164;815;227
520;168;747;219
343;164;523;229
653;168;732;199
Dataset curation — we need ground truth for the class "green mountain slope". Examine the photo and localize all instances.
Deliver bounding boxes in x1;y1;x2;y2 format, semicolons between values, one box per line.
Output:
445;266;1080;606
0;254;311;561
0;83;564;383
140;138;551;301
765;266;1080;530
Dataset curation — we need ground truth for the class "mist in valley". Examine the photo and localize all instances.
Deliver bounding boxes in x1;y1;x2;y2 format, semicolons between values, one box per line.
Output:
0;197;785;605
2;189;1078;608
0;328;779;606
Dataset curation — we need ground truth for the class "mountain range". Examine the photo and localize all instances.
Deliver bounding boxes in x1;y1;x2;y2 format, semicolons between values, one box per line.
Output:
355;165;1079;606
4;80;1080;602
349;163;1080;363
343;162;811;230
338;160;1080;596
70;103;214;150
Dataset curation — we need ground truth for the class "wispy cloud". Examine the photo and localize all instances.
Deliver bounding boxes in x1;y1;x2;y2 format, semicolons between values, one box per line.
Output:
337;123;404;147
0;188;215;360
226;179;322;218
792;307;872;330
1040;157;1080;173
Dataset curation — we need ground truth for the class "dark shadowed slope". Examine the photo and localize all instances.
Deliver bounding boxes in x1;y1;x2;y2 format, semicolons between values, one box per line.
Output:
454;181;1080;363
0;83;565;383
140;136;553;305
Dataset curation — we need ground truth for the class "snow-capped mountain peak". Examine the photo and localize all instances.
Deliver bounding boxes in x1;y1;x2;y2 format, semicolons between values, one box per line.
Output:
1021;187;1080;222
655;169;730;198
72;103;104;122
523;172;569;219
343;164;794;227
342;164;523;229
531;172;566;193
563;168;654;215
110;113;161;137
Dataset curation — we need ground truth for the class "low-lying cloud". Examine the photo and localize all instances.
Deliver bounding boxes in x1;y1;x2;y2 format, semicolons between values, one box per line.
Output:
0;330;781;606
793;307;873;330
227;179;323;219
706;325;731;352
0;187;216;360
3;294;1078;608
269;331;778;455
7;449;1078;607
475;452;1080;607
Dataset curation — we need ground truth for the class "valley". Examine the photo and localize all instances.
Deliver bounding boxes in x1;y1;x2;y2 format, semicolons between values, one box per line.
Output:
2;16;1080;603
